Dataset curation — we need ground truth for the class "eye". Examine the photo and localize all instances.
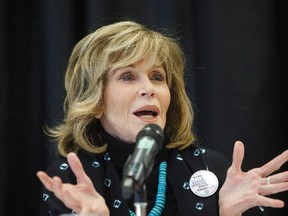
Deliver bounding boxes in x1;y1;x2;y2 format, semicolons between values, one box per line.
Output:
120;72;136;81
151;72;166;82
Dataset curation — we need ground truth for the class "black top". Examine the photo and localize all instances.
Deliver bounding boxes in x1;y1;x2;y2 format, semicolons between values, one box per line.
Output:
40;130;268;216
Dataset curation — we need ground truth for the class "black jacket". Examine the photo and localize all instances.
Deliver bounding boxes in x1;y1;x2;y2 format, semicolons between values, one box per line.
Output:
40;133;268;216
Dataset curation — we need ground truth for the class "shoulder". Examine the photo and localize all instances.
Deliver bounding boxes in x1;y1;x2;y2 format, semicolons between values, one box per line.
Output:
180;144;229;165
45;155;75;184
179;143;230;183
45;151;105;183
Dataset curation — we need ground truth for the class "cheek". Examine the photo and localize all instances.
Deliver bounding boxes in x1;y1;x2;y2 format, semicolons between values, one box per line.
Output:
103;88;131;117
163;88;171;113
104;97;121;118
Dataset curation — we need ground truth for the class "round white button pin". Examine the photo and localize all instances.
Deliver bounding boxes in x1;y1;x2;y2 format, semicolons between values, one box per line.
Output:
189;170;219;197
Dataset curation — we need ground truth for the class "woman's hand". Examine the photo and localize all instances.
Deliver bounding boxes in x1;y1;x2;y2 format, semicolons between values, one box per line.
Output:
219;141;288;216
37;153;109;216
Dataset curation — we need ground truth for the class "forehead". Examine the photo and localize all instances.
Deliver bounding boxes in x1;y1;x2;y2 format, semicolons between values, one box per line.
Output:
130;56;164;69
109;55;165;74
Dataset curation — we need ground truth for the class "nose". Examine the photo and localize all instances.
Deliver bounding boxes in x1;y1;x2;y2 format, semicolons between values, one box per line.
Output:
138;88;154;97
138;77;155;98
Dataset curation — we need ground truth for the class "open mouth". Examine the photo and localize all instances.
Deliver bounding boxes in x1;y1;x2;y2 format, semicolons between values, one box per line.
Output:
133;106;159;120
134;110;158;119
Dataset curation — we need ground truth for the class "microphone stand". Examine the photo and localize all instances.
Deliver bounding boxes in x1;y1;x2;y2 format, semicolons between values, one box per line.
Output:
134;184;147;216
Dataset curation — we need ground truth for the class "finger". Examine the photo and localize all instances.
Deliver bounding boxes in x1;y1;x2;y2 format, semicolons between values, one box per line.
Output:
256;196;284;208
259;150;288;177
67;153;89;184
50;177;82;213
52;176;64;200
230;141;245;172
260;182;288;196
36;171;54;191
264;171;288;184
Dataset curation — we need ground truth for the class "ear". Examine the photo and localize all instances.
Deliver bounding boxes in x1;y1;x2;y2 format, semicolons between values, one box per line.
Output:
94;109;103;119
93;99;104;119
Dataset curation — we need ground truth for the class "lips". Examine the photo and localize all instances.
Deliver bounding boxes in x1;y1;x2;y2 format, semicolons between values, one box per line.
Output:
133;105;159;120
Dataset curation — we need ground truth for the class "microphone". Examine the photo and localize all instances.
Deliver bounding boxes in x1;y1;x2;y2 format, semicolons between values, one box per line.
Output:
121;124;164;199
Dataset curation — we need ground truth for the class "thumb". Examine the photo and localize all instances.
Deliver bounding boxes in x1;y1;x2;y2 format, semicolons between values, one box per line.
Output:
67;152;90;184
231;141;245;172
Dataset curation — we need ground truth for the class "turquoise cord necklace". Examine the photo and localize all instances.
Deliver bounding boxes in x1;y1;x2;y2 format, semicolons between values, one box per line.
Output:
129;161;167;216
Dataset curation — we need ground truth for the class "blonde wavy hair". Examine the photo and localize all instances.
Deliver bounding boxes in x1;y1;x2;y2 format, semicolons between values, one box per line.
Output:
47;21;195;156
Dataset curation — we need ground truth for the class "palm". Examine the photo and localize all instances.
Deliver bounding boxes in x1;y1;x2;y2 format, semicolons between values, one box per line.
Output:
37;153;109;216
219;141;288;216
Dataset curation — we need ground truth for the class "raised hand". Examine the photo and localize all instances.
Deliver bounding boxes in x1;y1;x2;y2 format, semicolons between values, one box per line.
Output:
37;153;109;216
219;141;288;216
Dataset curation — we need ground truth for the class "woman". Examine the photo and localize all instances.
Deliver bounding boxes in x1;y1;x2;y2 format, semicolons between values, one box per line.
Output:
37;21;288;216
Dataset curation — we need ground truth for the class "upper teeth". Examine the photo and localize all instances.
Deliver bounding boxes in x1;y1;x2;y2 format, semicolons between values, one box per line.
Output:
141;115;153;119
134;110;157;117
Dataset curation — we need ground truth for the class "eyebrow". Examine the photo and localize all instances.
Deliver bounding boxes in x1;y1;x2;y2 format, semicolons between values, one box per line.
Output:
109;62;165;76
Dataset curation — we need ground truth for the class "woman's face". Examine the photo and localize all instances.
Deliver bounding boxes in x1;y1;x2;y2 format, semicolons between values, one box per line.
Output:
99;56;171;143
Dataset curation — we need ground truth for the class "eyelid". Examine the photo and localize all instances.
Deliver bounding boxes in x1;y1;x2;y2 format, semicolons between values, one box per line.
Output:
151;70;166;81
119;71;137;81
112;67;133;79
111;66;166;82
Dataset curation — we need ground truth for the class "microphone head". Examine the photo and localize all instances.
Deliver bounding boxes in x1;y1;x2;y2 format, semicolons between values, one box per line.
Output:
136;124;164;150
122;124;164;199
